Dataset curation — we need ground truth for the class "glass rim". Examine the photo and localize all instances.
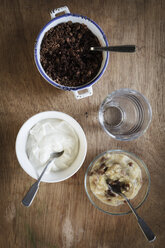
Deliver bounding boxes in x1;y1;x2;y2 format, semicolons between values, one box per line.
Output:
99;88;152;141
84;149;151;216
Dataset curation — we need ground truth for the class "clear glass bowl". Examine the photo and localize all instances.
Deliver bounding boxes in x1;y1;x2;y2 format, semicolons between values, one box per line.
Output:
84;150;150;215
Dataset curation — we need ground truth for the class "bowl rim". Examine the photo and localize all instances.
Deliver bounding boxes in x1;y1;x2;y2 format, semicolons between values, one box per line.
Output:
84;149;151;216
15;111;87;183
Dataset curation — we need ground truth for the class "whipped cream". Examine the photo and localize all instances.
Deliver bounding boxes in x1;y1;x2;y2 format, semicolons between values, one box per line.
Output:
26;118;79;173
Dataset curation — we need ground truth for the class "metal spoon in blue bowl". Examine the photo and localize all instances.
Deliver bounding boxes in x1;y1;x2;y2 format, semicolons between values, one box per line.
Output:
90;45;136;53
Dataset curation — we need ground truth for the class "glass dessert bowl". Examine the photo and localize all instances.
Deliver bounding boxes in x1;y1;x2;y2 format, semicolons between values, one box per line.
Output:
84;150;150;215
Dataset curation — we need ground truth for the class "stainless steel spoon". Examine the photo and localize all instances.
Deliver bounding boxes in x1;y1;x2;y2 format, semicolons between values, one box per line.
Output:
107;182;156;242
22;151;64;207
90;45;136;52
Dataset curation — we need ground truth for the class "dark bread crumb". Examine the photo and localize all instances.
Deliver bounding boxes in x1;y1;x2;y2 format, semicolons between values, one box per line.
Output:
40;22;103;87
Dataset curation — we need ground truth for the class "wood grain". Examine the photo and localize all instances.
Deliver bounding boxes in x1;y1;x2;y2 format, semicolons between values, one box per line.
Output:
0;0;165;247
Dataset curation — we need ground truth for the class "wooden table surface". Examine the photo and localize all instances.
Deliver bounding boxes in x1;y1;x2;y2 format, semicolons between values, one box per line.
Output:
0;0;165;247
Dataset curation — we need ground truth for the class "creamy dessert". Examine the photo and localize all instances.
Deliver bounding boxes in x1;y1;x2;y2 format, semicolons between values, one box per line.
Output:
89;153;142;206
26;119;79;173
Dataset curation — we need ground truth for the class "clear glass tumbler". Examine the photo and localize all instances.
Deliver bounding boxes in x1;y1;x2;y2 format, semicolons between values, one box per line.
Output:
99;89;152;141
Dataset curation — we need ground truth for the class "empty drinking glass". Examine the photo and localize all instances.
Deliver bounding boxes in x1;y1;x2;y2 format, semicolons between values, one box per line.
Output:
99;89;152;141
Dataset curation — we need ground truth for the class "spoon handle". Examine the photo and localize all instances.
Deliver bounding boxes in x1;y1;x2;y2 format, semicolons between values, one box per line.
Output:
123;196;156;242
37;158;53;183
22;159;53;207
22;151;64;207
22;181;39;207
137;216;156;242
91;45;136;52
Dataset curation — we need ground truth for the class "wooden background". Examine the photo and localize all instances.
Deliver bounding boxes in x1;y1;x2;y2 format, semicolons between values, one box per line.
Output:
0;0;165;247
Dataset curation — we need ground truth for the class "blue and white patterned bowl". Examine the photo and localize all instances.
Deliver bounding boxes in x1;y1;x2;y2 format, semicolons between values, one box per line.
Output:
34;6;109;99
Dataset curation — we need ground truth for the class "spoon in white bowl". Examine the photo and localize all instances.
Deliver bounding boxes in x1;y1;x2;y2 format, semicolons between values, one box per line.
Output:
90;45;136;53
107;181;156;242
22;151;64;207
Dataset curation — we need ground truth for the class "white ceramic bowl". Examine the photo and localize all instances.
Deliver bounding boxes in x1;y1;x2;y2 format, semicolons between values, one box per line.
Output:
16;111;87;182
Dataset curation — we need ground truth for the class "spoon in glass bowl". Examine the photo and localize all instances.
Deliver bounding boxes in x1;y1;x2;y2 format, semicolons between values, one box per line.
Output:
22;151;64;207
90;45;136;52
107;181;156;242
